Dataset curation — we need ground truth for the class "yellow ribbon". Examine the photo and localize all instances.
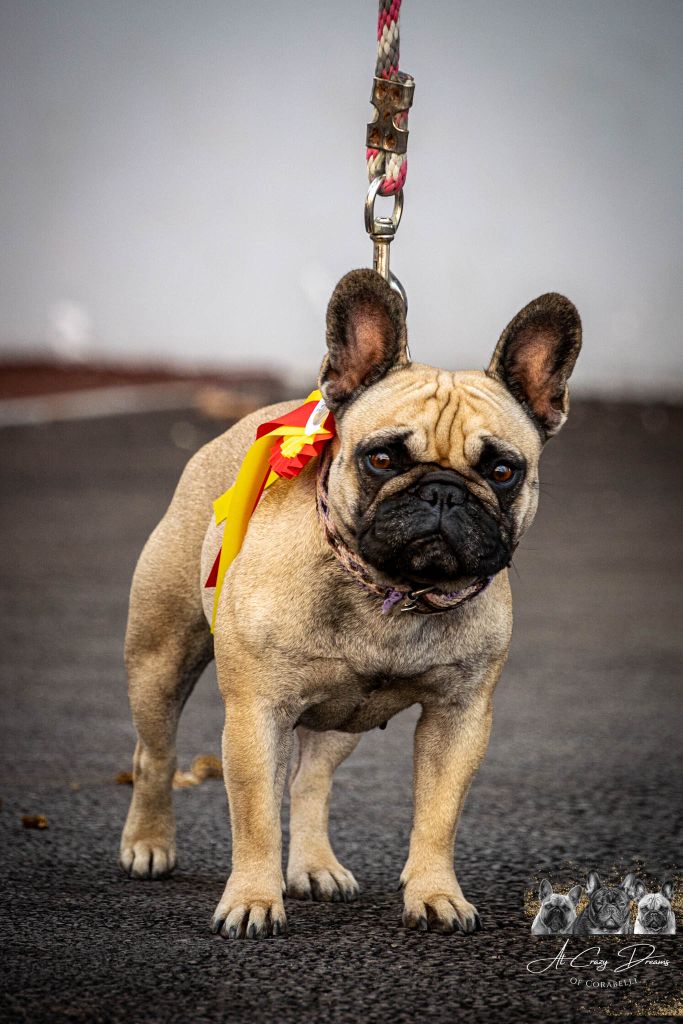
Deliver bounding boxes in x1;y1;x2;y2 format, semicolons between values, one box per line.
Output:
209;390;329;631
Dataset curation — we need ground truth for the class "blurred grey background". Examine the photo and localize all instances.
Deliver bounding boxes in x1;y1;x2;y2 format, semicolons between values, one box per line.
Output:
1;0;682;396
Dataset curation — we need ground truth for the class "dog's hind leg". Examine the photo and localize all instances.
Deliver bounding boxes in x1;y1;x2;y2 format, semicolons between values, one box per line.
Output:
120;532;213;879
286;727;361;902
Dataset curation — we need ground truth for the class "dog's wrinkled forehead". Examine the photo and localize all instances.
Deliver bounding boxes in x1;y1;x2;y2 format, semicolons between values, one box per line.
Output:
640;894;669;910
337;365;542;469
594;886;628;902
545;895;572;907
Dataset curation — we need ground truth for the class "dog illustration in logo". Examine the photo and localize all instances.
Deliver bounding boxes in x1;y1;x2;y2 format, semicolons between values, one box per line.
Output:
531;879;583;935
573;871;646;935
634;881;676;935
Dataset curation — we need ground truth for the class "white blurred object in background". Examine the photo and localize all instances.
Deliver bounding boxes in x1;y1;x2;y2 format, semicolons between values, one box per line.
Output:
47;300;93;362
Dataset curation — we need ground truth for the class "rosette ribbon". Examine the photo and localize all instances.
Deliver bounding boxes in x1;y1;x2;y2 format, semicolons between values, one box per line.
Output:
205;390;334;631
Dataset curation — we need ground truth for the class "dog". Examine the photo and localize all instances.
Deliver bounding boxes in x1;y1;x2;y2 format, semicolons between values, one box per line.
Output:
573;872;646;935
634;882;676;935
119;268;582;938
531;879;583;935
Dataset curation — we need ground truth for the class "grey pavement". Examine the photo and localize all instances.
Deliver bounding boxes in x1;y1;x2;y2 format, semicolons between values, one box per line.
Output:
0;401;681;1023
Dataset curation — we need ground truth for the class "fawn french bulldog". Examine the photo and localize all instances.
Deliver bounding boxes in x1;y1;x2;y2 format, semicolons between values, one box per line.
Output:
120;269;581;938
634;882;676;935
531;880;583;935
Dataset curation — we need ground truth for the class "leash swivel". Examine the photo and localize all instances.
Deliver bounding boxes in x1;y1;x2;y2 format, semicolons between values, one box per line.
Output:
364;0;414;324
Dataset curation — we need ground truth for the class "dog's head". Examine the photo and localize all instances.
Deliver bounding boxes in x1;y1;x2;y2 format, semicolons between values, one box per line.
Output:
636;881;675;932
584;872;646;932
319;270;582;588
537;879;583;933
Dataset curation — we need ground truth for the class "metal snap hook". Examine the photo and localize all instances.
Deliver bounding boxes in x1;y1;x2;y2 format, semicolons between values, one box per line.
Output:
364;179;409;324
364;177;404;239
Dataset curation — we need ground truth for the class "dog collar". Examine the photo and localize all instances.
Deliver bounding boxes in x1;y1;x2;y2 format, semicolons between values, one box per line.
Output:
315;447;492;615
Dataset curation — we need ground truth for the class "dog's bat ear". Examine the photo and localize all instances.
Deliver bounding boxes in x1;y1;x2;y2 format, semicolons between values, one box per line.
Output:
632;879;648;902
539;878;553;901
488;293;582;438
661;880;675;902
620;873;640;899
568;885;583;907
320;269;409;412
586;871;601;894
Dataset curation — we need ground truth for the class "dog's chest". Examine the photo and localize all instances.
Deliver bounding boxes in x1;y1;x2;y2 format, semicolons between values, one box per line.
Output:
296;670;417;733
294;621;495;733
330;613;449;675
218;533;512;732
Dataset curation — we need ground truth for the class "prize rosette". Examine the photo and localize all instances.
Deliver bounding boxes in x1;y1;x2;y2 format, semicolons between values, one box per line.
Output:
205;391;334;630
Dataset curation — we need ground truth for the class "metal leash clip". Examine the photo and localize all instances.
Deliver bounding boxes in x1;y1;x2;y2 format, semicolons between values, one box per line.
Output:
364;177;409;320
364;177;402;277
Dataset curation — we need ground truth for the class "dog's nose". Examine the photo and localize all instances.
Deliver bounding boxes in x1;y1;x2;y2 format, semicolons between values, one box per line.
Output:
415;477;466;510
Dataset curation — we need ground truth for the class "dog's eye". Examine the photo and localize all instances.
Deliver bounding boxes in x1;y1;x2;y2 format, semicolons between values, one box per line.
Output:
489;463;517;486
366;450;394;473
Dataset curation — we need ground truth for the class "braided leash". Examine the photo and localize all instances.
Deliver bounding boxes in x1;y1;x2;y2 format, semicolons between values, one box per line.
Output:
315;447;492;615
366;0;414;197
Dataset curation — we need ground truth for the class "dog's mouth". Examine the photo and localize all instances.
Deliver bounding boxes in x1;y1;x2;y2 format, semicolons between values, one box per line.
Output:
398;534;463;584
543;909;570;932
599;913;626;930
643;913;667;931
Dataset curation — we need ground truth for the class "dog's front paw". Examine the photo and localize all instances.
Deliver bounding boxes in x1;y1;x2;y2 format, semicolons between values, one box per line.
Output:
287;852;359;903
211;875;287;940
120;794;176;879
120;833;176;879
401;868;482;935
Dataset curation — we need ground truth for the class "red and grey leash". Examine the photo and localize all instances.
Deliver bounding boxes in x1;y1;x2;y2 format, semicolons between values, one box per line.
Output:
364;0;415;317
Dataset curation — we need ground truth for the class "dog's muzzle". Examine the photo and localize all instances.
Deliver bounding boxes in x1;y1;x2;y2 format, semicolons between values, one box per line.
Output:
600;907;626;929
643;911;668;931
362;468;513;585
543;907;570;932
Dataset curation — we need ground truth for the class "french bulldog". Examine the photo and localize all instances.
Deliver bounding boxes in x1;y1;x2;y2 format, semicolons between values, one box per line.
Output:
120;268;582;938
531;879;583;935
573;872;646;935
634;882;676;935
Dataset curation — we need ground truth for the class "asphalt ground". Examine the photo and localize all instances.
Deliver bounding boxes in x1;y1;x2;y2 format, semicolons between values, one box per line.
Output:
0;400;681;1023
